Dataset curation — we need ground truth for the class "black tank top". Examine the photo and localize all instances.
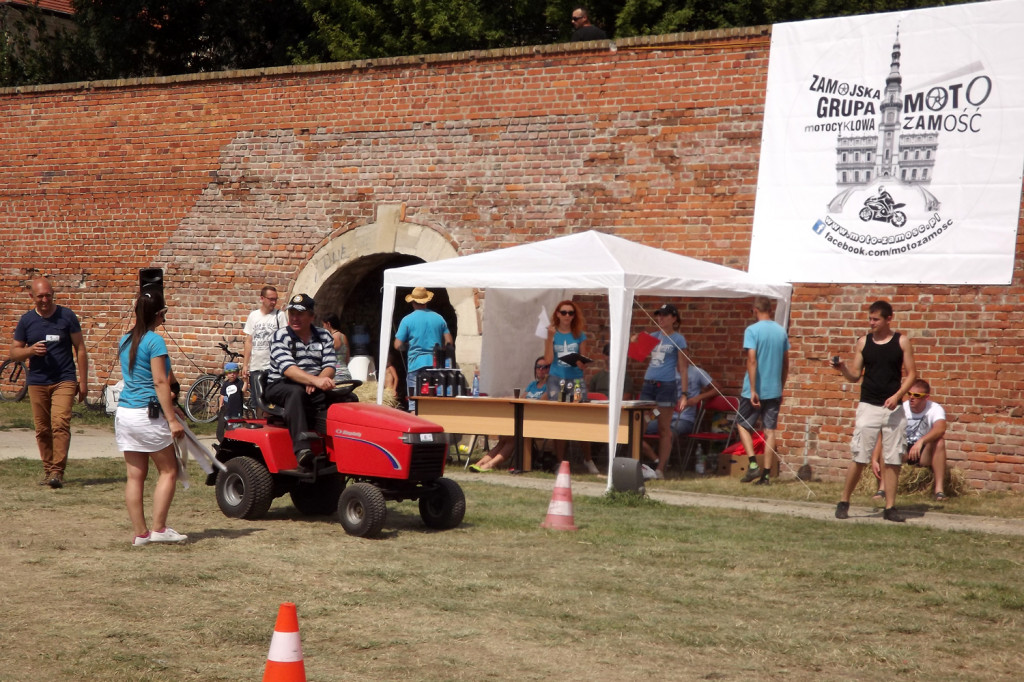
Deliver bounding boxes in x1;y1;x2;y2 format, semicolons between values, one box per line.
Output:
860;332;903;406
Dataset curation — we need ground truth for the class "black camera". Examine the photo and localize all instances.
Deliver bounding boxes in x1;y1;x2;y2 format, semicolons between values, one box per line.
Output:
147;398;161;419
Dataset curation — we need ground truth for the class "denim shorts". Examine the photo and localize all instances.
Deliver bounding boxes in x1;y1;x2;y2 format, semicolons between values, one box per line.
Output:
639;380;678;407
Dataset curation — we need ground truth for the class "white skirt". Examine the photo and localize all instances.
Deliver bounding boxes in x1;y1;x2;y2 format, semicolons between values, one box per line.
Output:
115;406;173;453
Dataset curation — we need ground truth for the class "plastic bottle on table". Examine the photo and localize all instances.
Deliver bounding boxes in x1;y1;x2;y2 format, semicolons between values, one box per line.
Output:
695;444;705;475
472;370;480;397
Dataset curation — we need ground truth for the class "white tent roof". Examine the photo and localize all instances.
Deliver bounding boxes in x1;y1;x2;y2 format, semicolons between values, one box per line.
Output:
378;230;793;490
381;230;793;299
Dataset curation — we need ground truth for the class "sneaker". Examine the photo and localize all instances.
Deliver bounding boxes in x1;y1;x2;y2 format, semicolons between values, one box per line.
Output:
933;492;948;502
740;466;762;483
468;464;483;473
132;532;151;547
754;474;770;486
653;469;664;480
883;507;906;523
48;475;64;489
584;460;600;475
835;501;850;519
150;528;188;543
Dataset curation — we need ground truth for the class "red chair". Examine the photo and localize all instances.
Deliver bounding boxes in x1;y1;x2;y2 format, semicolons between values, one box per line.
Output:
680;395;740;466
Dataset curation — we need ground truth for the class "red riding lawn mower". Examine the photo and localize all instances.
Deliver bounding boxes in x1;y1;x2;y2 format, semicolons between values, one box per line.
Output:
205;373;465;538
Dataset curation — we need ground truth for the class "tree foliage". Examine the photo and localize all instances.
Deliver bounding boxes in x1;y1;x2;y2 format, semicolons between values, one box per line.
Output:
2;0;977;87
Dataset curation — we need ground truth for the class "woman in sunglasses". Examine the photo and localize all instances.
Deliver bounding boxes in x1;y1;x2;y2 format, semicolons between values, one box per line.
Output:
115;292;187;547
544;300;599;473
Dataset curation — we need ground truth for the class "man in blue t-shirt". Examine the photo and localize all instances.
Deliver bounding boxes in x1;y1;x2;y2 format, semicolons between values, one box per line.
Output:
11;277;90;488
394;287;452;412
737;297;789;485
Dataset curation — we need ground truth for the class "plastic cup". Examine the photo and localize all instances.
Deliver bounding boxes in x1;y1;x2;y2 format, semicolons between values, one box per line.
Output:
513;388;521;398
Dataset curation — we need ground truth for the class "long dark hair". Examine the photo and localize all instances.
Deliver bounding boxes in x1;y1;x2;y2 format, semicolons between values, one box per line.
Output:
121;292;165;374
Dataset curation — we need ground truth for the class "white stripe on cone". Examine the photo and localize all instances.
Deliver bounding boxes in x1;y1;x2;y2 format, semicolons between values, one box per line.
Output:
267;630;303;663
546;499;573;516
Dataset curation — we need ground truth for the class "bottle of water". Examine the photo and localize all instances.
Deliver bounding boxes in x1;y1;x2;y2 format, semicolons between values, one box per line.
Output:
472;370;480;397
695;444;705;475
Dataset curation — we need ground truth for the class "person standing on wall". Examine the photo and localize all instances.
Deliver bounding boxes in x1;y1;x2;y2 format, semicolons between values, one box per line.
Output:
736;297;790;486
570;6;607;41
394;286;452;412
115;292;188;546
830;300;917;523
242;285;287;392
10;277;90;489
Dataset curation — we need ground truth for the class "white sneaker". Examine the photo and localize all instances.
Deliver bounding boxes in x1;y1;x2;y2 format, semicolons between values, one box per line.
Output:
131;533;151;547
584;460;600;475
150;528;188;543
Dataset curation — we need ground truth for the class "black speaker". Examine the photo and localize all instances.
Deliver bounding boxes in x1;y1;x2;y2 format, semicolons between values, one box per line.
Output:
139;268;164;296
611;457;645;494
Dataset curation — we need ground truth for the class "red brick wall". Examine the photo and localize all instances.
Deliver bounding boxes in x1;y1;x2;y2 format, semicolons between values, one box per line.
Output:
2;26;1022;490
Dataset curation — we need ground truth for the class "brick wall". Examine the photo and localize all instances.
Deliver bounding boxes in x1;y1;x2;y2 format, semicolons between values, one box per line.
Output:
2;26;1022;490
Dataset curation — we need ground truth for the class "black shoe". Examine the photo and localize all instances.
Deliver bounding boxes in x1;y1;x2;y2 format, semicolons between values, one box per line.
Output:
883;507;906;523
835;501;850;519
296;449;315;469
48;475;64;489
740;466;762;483
754;473;770;486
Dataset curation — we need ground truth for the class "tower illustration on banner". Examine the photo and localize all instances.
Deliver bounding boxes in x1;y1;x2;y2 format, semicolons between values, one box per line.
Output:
828;27;940;221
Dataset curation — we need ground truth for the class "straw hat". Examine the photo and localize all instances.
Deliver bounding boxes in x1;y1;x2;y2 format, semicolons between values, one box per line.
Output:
405;287;434;304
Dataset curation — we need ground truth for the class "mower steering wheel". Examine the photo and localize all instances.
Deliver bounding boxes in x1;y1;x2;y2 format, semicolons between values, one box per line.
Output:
330;379;362;399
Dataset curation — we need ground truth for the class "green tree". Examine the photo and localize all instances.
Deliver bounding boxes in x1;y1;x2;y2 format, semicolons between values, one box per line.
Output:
68;0;317;79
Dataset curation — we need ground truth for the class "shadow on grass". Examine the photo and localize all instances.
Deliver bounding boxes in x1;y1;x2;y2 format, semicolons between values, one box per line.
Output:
182;527;265;543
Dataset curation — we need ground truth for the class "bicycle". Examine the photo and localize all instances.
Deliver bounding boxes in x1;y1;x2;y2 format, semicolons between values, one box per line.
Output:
0;359;28;402
184;341;254;423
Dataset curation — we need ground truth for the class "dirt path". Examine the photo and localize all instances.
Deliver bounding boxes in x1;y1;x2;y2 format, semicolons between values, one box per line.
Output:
0;426;217;461
446;471;1024;538
6;427;1021;537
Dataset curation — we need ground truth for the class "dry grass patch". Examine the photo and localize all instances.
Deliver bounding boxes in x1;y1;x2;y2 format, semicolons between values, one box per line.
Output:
1;458;1023;681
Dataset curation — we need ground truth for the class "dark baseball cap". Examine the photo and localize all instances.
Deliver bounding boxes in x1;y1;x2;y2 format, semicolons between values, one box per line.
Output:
285;293;315;312
654;303;678;317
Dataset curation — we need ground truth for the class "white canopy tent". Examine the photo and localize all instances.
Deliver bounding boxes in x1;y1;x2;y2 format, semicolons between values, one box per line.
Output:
377;231;793;490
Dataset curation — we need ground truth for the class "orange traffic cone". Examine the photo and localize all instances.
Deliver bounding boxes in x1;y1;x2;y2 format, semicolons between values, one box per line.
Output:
262;602;306;682
541;460;578;531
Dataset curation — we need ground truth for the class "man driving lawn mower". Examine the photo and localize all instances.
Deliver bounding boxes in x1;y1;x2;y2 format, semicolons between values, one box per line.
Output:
264;293;350;469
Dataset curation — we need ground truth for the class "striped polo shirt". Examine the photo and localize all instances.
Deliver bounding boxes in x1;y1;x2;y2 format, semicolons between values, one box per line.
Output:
266;326;337;384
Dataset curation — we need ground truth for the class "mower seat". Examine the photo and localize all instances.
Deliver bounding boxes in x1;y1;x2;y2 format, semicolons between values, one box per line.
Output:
249;370;286;418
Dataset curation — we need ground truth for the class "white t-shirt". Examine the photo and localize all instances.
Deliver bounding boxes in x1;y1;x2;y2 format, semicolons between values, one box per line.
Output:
244;309;287;371
903;400;946;445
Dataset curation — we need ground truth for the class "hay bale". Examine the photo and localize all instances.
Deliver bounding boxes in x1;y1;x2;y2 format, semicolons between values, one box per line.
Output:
854;463;970;498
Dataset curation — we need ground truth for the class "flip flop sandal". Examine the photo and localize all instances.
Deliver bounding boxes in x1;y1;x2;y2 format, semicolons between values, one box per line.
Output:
872;489;885;500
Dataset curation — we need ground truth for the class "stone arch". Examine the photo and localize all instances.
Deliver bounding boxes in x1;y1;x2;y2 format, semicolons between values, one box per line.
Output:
292;203;479;369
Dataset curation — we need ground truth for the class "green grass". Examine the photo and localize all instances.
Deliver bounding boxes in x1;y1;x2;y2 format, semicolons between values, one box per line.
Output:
0;458;1022;681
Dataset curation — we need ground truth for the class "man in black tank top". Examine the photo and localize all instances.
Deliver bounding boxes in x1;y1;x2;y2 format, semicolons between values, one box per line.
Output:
829;300;917;522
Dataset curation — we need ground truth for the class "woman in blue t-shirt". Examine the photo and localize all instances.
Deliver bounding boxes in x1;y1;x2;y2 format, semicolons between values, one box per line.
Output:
114;292;188;547
638;303;689;480
543;300;599;474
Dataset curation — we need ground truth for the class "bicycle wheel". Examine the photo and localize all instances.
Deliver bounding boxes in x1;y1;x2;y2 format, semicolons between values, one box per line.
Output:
185;374;222;423
0;359;28;402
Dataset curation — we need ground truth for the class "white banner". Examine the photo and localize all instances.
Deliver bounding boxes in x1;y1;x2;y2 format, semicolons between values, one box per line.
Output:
750;0;1024;284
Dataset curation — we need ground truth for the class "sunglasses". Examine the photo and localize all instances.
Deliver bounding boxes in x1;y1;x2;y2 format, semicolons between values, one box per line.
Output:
907;392;929;399
156;308;168;316
535;363;550;370
558;310;575;316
